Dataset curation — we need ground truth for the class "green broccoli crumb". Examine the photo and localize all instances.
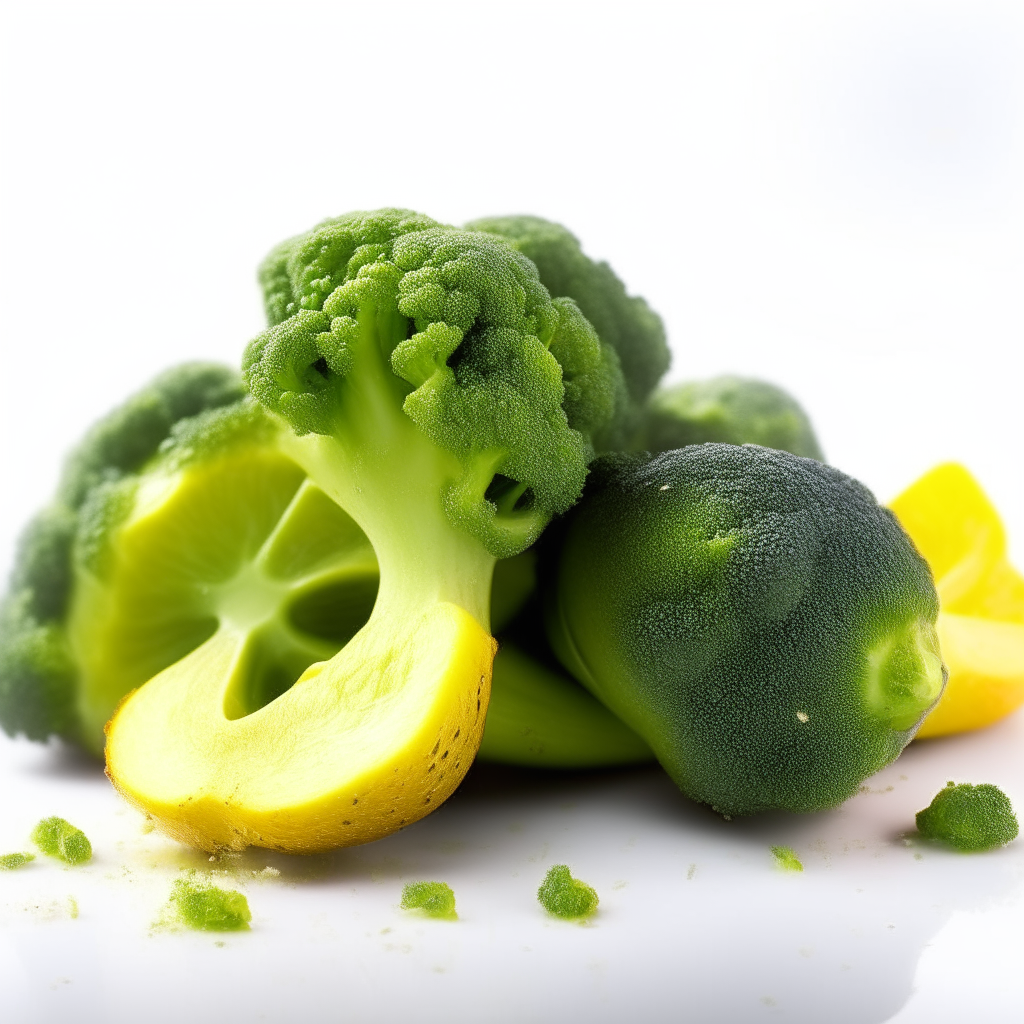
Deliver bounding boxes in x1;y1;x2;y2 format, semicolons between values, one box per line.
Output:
916;781;1019;852
770;846;804;872
31;817;92;865
170;875;251;931
537;865;599;920
399;881;457;920
0;851;35;869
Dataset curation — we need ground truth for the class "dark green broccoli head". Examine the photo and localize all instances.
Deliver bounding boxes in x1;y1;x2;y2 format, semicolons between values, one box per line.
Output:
916;782;1018;852
640;376;824;460
546;444;945;816
466;215;669;447
0;364;245;745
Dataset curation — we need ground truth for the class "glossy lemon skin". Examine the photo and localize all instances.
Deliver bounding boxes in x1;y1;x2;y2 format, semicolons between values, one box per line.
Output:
890;463;1024;738
106;603;495;852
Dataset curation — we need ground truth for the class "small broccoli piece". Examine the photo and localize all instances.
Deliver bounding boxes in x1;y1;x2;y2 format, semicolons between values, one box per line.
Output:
638;376;824;460
0;364;246;749
467;215;670;447
170;875;251;931
400;881;457;920
770;846;803;871
31;817;92;865
537;865;599;920
105;209;626;853
546;445;945;815
916;782;1019;852
0;852;35;869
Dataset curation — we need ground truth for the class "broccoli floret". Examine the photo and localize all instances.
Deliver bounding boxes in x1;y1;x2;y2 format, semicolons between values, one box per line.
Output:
170;875;252;931
31;816;92;865
400;881;457;920
537;865;599;919
104;209;625;853
638;376;824;460
467;215;669;446
0;852;35;870
916;782;1018;852
545;445;945;815
770;846;803;871
0;364;245;748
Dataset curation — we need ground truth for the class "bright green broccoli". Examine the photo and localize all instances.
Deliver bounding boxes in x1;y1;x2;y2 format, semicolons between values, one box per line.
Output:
32;816;92;864
537;865;599;919
400;880;457;920
170;875;252;931
0;852;35;870
546;445;945;815
770;846;803;871
916;782;1018;852
637;376;824;460
103;209;627;852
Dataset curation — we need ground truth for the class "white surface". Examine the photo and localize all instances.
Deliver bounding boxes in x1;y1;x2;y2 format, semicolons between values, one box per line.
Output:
2;2;1024;1022
2;717;1024;1024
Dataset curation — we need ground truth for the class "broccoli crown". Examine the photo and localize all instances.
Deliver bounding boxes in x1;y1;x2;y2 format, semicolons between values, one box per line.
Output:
546;444;944;816
916;782;1019;852
536;864;599;919
0;364;245;744
400;881;457;920
246;209;623;558
640;376;824;461
466;216;670;410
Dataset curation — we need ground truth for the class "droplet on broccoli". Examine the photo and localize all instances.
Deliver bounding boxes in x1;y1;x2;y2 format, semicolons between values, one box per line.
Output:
0;852;35;870
400;881;457;920
537;865;599;920
31;817;92;865
170;875;252;931
770;846;803;872
916;781;1019;852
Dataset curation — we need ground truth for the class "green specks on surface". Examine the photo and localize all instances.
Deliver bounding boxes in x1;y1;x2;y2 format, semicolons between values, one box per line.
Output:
31;817;92;865
0;851;35;869
770;846;803;872
537;865;599;920
916;782;1019;852
400;881;457;920
170;875;251;931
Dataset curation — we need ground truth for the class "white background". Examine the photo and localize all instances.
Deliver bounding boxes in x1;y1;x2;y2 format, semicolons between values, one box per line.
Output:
1;3;1023;1022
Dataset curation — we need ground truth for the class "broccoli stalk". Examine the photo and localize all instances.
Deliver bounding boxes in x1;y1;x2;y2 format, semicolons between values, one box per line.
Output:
104;210;623;852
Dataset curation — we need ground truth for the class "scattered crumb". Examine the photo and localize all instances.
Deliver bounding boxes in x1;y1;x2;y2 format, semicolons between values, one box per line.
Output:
770;846;803;872
67;897;79;919
31;817;92;866
167;873;251;931
611;880;627;890
0;852;35;870
400;881;457;921
537;865;599;921
686;863;697;880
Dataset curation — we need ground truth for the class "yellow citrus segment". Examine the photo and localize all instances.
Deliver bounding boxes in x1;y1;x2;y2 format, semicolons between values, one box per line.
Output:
916;614;1024;738
890;463;1024;737
106;603;496;852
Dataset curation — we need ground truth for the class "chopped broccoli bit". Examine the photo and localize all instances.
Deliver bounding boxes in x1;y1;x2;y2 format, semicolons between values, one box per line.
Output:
31;817;92;865
770;846;803;871
916;782;1019;852
0;852;35;869
400;881;457;920
170;876;252;931
537;865;599;920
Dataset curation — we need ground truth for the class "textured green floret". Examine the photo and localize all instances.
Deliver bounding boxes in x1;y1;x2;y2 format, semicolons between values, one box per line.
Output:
537;864;599;919
546;445;944;816
639;376;824;460
170;875;252;930
0;364;245;745
770;846;803;871
31;816;92;865
247;211;622;559
916;782;1019;852
466;216;669;409
0;852;35;869
400;880;457;920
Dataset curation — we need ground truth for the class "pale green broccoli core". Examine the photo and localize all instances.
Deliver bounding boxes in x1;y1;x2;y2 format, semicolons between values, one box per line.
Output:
0;852;35;869
916;782;1019;852
31;817;92;865
171;876;252;931
400;880;457;920
770;846;803;872
537;864;599;919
